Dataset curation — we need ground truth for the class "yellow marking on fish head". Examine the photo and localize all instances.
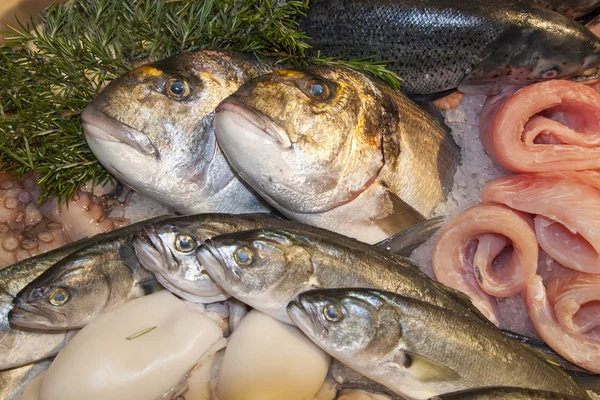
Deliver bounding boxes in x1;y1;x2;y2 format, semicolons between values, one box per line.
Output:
132;65;164;79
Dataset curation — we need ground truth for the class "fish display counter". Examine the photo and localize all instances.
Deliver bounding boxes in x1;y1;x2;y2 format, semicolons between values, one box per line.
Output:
1;0;600;399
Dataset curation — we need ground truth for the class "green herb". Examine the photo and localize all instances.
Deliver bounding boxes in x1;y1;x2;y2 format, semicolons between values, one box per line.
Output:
0;0;400;201
125;325;157;341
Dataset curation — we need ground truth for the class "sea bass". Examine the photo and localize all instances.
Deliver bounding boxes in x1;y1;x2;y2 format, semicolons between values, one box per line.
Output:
288;288;589;400
82;50;274;214
298;0;600;99
214;66;460;243
0;238;92;370
9;217;168;330
197;228;487;325
431;387;586;399
133;213;444;303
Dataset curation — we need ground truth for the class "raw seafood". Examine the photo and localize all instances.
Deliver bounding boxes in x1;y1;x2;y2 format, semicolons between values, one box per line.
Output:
0;238;93;370
298;0;600;98
534;0;600;18
481;173;600;274
432;204;539;325
10;216;169;330
289;288;588;400
197;228;488;325
526;272;600;373
215;66;459;243
434;386;586;399
82;50;276;215
215;310;330;400
134;213;445;304
37;291;226;400
39;192;115;241
479;80;600;173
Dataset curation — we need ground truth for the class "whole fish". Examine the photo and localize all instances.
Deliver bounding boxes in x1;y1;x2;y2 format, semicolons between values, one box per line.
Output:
133;213;444;303
0;238;92;370
298;0;600;99
288;288;589;400
0;359;51;400
8;217;168;330
214;66;459;243
82;50;275;215
534;0;600;18
196;228;488;325
431;387;587;399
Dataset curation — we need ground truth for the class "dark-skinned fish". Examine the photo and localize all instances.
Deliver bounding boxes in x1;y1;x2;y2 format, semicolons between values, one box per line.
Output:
298;0;600;100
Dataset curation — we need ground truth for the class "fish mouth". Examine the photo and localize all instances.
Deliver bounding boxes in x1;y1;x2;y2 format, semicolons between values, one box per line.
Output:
568;67;600;84
81;104;159;157
196;244;239;289
287;297;329;340
133;227;179;274
9;297;63;329
216;99;292;148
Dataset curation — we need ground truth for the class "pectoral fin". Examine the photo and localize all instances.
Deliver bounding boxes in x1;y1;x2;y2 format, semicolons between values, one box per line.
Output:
372;190;425;237
375;215;446;257
387;351;460;383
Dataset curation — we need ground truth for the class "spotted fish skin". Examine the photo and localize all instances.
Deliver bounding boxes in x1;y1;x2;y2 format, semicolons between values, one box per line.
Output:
299;0;600;97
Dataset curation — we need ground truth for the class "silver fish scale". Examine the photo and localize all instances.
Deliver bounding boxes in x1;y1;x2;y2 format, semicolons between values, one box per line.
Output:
299;0;512;95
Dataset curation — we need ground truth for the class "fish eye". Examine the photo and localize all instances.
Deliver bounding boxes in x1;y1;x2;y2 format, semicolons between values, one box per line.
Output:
165;77;191;100
174;234;196;253
323;303;343;322
233;246;253;266
541;68;559;79
304;79;331;101
48;288;69;307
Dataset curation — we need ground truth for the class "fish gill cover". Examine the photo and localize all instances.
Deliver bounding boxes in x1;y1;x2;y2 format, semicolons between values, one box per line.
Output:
0;0;402;202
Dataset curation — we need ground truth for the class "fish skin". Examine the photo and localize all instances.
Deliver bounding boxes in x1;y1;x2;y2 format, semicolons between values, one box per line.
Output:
0;358;51;400
8;216;170;331
298;0;600;97
214;66;459;244
534;0;600;18
288;288;590;400
196;227;489;325
431;386;587;399
133;213;449;303
82;50;275;215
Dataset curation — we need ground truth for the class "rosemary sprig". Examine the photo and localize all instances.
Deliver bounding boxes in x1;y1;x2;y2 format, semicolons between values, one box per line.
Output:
0;0;400;201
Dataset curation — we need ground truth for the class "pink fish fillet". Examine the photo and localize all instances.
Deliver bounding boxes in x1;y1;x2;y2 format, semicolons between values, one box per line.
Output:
482;173;600;274
432;204;538;326
479;80;600;173
526;274;600;373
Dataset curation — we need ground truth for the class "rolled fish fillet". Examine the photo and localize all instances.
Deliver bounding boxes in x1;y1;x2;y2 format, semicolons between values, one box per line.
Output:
479;80;600;173
432;204;539;326
482;173;600;274
526;275;600;373
546;268;600;337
